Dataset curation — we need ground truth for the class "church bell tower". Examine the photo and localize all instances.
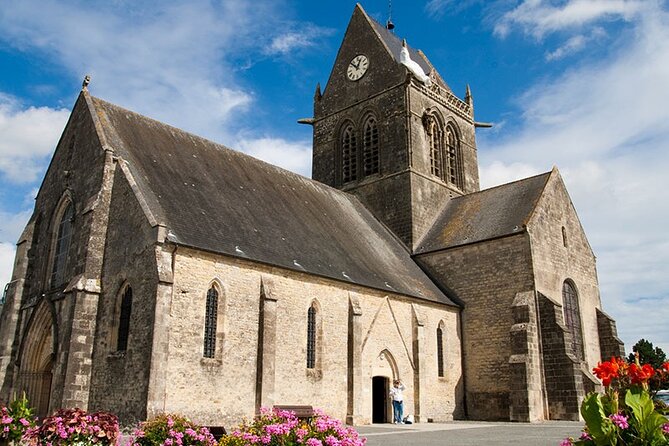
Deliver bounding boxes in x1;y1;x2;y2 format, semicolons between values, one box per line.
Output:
310;4;480;250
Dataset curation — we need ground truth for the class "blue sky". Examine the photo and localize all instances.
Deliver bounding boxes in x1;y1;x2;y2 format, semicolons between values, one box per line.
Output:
1;0;667;354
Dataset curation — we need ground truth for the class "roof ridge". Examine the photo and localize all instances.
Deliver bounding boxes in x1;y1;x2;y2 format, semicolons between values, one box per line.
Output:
454;170;552;200
89;95;357;201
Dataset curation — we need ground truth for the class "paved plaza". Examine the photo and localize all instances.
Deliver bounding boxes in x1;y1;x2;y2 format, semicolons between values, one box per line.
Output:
357;421;582;446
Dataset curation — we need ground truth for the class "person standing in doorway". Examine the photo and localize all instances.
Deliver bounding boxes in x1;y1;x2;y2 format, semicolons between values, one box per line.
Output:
389;379;405;424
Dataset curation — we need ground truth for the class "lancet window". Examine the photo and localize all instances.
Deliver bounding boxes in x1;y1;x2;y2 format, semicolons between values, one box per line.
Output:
437;324;445;377
362;116;379;176
562;280;584;361
203;286;219;358
445;123;463;189
307;304;317;369
117;286;133;352
50;202;74;287
341;124;357;183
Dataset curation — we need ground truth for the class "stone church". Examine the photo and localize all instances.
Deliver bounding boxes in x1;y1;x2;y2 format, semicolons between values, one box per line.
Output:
0;4;624;426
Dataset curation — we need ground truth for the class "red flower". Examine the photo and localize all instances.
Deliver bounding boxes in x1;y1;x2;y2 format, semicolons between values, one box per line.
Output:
628;363;655;385
593;358;622;387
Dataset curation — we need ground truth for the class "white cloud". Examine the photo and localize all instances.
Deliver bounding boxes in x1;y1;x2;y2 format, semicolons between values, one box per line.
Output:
235;137;312;177
544;27;607;61
0;95;69;183
545;34;586;61
0;209;31;291
480;6;669;353
495;0;648;38
265;25;332;57
425;0;480;18
0;209;32;245
0;243;16;293
0;1;329;143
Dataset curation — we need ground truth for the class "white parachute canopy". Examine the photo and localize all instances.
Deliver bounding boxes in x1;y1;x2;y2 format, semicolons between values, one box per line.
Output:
399;44;432;87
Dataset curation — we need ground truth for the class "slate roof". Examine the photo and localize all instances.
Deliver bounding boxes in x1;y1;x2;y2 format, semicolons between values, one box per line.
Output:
415;172;552;254
88;95;455;306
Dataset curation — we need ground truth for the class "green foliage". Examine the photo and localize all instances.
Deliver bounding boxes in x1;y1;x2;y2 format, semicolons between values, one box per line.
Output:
570;389;669;446
629;339;667;370
625;389;668;445
0;393;37;443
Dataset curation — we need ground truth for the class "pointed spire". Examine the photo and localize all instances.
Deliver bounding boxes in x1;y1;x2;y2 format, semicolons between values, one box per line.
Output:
402;38;407;48
465;84;473;106
82;74;91;91
314;82;322;101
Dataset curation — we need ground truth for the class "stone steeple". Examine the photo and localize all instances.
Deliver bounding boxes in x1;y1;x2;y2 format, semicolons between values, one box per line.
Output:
311;4;480;249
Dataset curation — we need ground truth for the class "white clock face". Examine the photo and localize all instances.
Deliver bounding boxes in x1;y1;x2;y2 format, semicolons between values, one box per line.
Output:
347;55;369;81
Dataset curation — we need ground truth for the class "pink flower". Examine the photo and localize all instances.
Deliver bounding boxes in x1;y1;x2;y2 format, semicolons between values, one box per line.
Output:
662;423;669;434
609;413;629;430
307;439;324;446
579;432;592;440
559;438;573;446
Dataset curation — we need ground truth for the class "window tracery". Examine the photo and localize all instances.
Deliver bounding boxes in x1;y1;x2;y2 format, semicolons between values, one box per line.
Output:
50;202;74;287
203;286;218;358
341;124;357;183
307;304;317;369
562;281;584;361
362;116;379;176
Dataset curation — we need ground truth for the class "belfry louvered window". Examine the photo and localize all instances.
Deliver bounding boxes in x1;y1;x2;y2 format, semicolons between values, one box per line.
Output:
445;124;463;189
437;325;445;377
307;305;317;369
341;124;357;183
50;203;74;287
362;116;379;176
562;281;584;361
427;116;444;179
203;286;218;358
117;286;133;352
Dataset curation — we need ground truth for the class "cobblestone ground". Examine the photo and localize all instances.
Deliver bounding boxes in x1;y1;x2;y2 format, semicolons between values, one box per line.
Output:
357;421;582;446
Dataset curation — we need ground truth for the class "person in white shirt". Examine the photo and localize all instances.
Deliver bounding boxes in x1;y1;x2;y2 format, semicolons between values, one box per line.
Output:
389;379;406;424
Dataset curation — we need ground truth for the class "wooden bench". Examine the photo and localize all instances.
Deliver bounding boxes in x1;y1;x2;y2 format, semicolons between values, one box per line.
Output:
273;405;315;420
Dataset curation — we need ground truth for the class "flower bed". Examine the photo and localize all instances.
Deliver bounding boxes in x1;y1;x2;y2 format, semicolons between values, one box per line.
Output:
219;407;366;446
561;357;669;445
23;407;118;445
130;413;217;446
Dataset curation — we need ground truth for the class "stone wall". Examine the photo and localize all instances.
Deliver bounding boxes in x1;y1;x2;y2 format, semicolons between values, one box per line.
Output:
537;293;583;420
162;247;462;428
596;309;625;360
508;291;544;421
88;165;160;423
416;233;535;420
527;170;605;368
0;93;111;413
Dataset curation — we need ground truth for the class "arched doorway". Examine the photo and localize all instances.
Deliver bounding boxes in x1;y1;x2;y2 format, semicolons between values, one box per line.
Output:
17;302;55;418
372;376;389;423
371;350;398;423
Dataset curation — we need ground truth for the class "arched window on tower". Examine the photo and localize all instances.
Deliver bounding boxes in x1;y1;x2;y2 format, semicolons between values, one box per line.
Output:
426;115;444;179
341;124;357;183
307;303;317;369
362;116;379;176
203;286;219;358
445;123;464;189
437;322;445;377
50;202;74;287
562;280;584;361
117;286;133;352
